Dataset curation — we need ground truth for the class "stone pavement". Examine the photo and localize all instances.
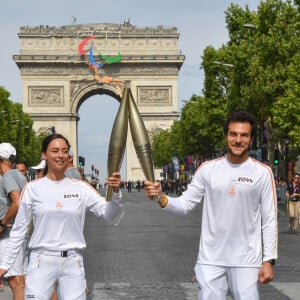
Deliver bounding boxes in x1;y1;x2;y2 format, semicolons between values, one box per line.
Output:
0;280;11;299
1;193;299;299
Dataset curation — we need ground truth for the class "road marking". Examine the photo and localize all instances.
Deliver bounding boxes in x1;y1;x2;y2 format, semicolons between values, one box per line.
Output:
110;202;128;226
112;211;125;226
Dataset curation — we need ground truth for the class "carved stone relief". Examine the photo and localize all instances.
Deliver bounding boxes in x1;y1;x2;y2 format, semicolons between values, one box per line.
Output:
28;86;64;106
137;86;171;105
70;81;91;97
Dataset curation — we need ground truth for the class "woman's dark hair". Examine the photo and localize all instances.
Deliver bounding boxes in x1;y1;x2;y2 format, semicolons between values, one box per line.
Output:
224;111;257;138
41;133;70;176
42;133;70;153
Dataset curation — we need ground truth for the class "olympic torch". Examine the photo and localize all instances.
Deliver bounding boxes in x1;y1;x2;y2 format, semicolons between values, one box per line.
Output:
128;89;158;201
106;88;129;201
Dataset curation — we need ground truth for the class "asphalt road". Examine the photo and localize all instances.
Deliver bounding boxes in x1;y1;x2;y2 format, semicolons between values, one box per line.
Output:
84;189;201;299
1;189;300;299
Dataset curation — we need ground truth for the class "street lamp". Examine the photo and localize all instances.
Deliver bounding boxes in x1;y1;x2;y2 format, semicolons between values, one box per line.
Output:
10;119;20;123
243;23;256;29
181;100;197;104
283;136;291;181
91;164;94;177
212;61;234;68
181;100;197;111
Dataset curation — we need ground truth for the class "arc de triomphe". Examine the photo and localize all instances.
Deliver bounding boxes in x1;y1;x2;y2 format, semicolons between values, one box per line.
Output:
14;22;185;180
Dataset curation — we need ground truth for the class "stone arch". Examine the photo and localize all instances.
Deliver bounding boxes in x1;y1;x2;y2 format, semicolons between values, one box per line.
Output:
71;82;121;114
14;22;184;180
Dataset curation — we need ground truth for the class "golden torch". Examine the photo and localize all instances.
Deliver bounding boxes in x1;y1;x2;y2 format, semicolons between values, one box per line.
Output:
128;89;158;201
106;88;129;201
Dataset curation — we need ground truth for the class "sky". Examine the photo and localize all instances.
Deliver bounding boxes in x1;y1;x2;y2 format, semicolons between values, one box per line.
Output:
0;0;261;183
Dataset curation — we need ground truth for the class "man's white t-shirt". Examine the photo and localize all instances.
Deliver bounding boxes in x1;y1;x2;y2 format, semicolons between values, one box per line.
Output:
165;156;278;267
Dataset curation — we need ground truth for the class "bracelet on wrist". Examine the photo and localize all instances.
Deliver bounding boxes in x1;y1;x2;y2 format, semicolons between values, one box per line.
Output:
158;194;168;208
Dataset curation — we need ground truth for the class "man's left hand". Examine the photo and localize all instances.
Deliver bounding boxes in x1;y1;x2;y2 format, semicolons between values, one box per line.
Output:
258;261;274;283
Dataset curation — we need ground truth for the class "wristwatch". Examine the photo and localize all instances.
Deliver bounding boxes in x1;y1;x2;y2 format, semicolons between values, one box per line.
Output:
267;259;276;265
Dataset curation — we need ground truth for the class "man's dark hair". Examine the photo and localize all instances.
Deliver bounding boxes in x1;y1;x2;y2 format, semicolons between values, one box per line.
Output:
224;111;257;138
16;161;28;168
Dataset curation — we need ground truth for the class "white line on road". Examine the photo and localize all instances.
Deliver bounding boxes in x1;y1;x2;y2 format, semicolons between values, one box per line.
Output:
113;211;125;226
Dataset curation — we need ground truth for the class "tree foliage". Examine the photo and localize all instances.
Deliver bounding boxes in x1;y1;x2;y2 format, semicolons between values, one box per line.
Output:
0;86;42;165
152;129;173;167
152;0;300;169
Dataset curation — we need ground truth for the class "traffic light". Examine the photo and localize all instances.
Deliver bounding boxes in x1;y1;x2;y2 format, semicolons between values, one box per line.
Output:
274;149;279;165
78;156;85;167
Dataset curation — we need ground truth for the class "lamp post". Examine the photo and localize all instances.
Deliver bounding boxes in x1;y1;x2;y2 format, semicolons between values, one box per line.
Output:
180;99;198;114
181;100;197;105
211;61;234;97
283;136;291;182
212;61;234;68
243;23;256;29
10;120;21;161
91;164;94;177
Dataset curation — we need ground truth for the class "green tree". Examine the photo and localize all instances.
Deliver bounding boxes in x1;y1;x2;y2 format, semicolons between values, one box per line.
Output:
180;95;226;159
203;0;300;152
152;129;173;167
152;0;300;171
0;86;42;165
272;51;300;158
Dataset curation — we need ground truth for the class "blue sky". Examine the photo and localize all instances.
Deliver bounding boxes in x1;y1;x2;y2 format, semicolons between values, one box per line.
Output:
0;0;260;183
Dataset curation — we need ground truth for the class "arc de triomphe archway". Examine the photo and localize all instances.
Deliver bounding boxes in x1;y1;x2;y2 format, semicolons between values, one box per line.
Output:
14;22;185;180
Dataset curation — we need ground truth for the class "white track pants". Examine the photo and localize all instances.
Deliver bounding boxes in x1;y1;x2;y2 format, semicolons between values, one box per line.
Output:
25;250;86;300
194;264;260;300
